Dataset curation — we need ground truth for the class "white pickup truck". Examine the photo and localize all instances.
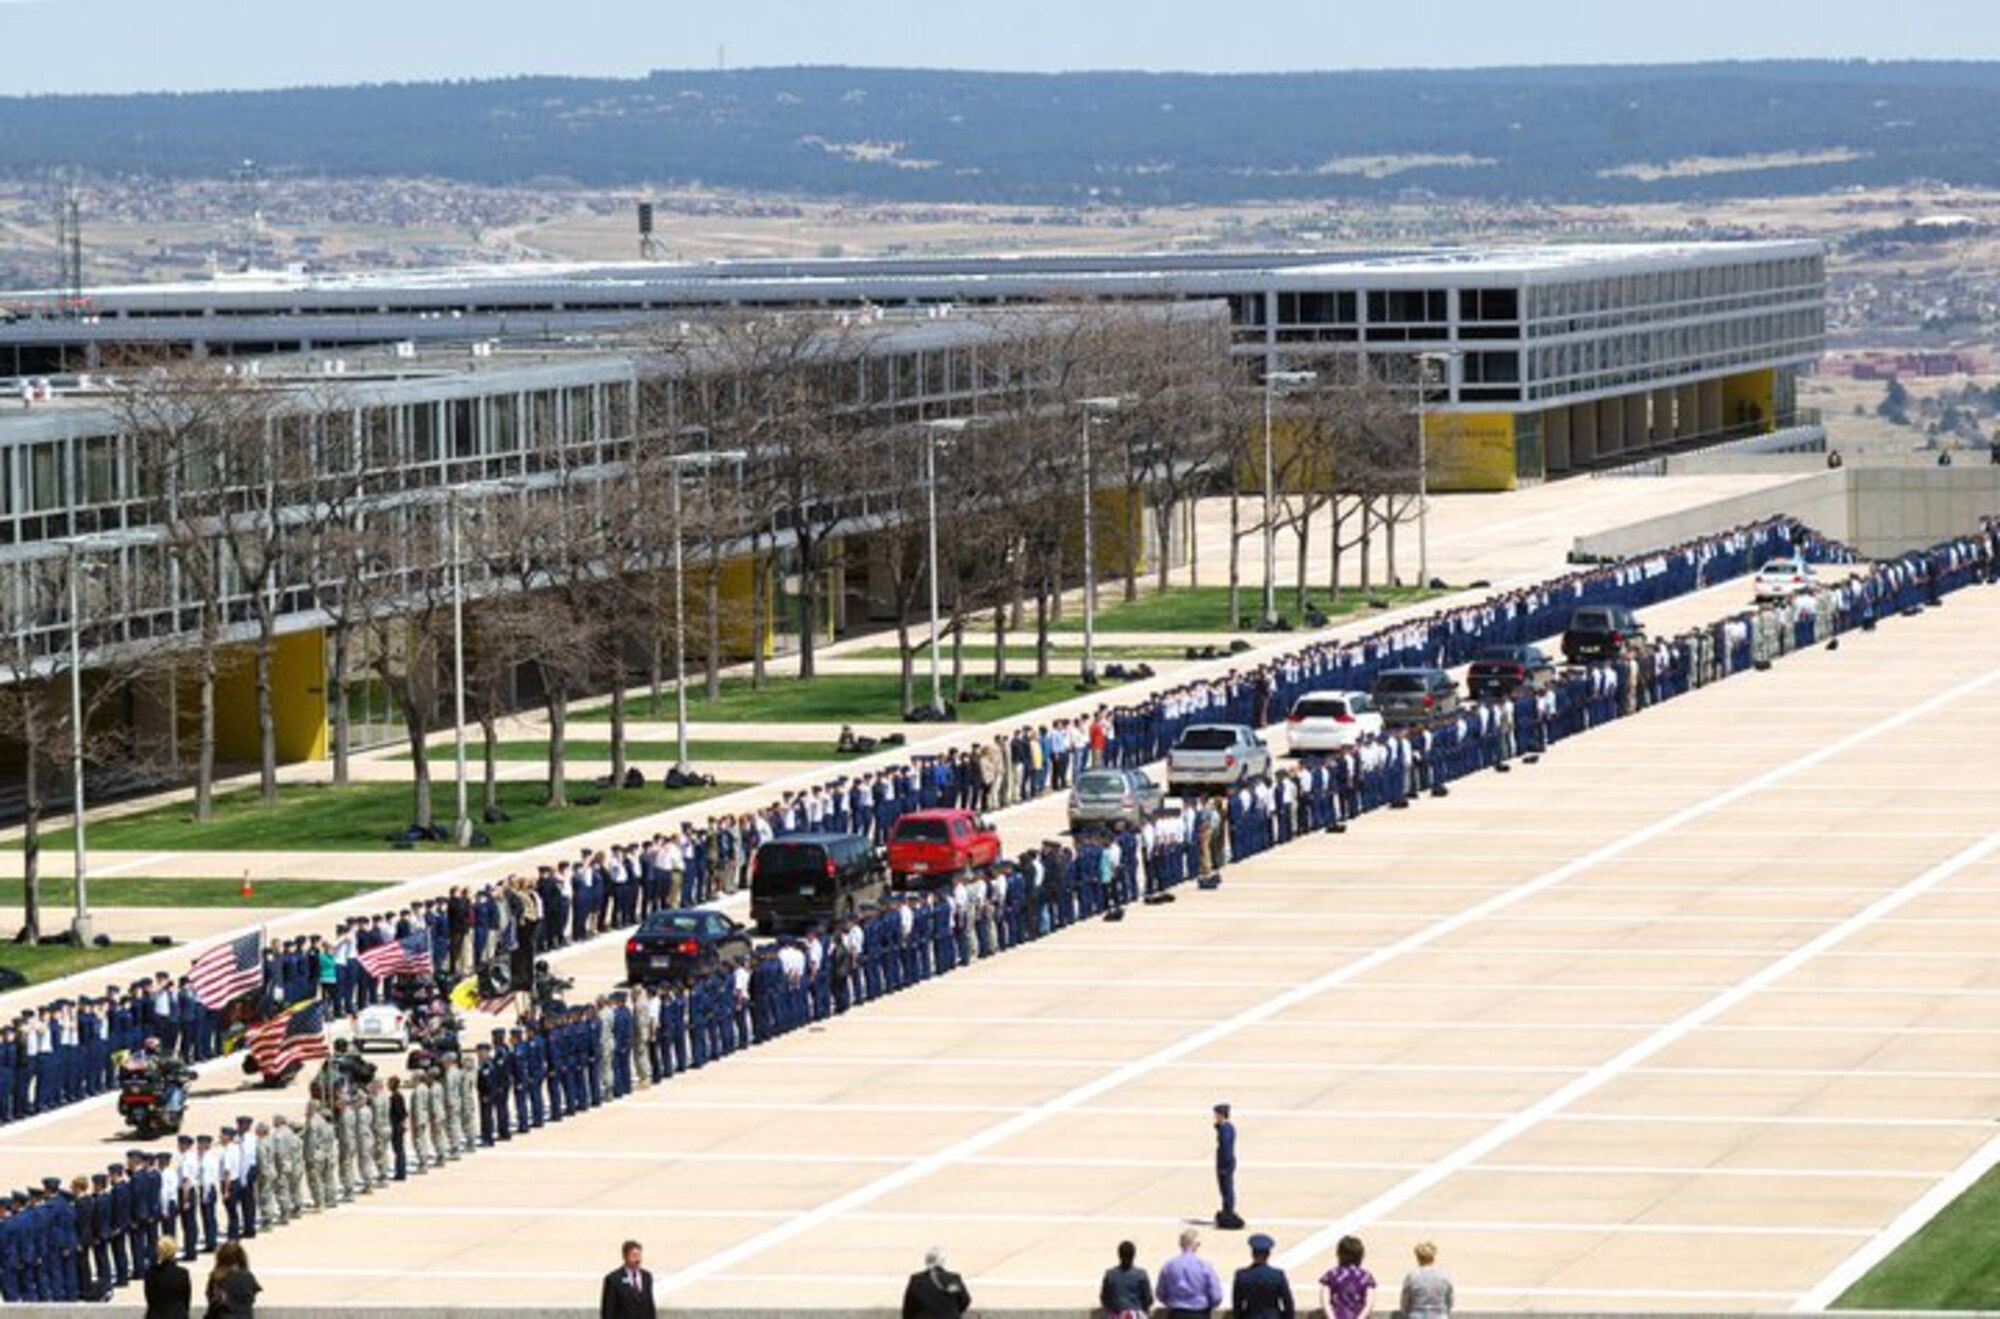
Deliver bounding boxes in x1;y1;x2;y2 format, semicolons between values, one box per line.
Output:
1166;723;1270;797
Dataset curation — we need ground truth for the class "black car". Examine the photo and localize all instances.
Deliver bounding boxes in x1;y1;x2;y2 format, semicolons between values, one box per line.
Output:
1466;644;1556;699
623;909;753;984
1561;605;1646;664
1371;667;1459;727
749;832;886;934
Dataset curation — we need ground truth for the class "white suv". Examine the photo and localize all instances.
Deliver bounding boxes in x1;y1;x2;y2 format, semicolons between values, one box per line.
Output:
1284;690;1384;753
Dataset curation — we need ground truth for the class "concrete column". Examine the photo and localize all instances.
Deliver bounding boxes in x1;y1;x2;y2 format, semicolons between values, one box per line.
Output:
1571;400;1599;467
1545;407;1572;473
1675;384;1701;439
1651;388;1677;445
1699;380;1725;435
1624;392;1650;452
1597;397;1625;457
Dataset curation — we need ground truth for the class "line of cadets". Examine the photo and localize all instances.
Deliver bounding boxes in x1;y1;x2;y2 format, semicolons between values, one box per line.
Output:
8;517;1998;1303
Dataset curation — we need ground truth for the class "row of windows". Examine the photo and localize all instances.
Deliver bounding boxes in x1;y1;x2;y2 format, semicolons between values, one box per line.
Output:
1527;312;1823;402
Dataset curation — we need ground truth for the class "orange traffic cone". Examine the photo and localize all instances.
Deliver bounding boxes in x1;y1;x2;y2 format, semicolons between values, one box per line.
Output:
240;872;255;900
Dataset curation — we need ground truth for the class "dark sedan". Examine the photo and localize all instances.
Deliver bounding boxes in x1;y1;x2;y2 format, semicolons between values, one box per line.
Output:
623;909;753;984
1465;644;1555;699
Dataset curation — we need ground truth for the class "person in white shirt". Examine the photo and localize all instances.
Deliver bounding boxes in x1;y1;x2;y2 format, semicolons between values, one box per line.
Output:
196;1132;223;1253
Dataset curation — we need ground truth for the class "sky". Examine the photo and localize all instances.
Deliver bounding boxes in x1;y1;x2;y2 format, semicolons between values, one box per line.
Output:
10;0;2000;95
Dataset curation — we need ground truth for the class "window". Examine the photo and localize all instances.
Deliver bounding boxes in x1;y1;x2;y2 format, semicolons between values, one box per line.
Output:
29;442;64;512
1367;289;1447;324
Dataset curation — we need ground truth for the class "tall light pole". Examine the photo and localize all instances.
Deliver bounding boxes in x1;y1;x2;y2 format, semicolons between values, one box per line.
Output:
1078;397;1123;686
1261;369;1317;627
922;420;971;717
447;487;472;847
668;450;748;773
1413;352;1458;591
63;541;94;944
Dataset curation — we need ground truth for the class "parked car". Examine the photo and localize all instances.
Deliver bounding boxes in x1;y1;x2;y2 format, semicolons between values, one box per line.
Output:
1166;724;1270;796
1465;644;1556;700
887;808;1004;891
1370;668;1460;727
624;908;754;983
1067;767;1166;832
1753;555;1818;602
350;1004;410;1053
1284;690;1385;753
748;832;887;933
1561;605;1647;663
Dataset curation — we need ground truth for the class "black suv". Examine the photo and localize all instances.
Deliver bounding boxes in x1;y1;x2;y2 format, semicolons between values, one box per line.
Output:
1370;668;1459;728
1466;644;1556;699
749;832;887;934
1561;605;1646;663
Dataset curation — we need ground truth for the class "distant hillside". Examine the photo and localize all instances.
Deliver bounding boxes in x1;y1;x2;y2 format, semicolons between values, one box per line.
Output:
9;62;2000;204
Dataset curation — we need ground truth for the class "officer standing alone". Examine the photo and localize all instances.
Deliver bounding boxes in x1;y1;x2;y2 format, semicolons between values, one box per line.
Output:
1213;1103;1241;1229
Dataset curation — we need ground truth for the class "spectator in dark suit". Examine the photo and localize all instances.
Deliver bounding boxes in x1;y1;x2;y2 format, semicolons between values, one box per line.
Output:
902;1246;971;1319
1232;1234;1295;1319
144;1238;191;1319
601;1240;656;1319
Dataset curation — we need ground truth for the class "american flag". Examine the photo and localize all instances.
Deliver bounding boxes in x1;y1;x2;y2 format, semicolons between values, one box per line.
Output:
357;930;432;982
245;1002;331;1075
187;930;265;1010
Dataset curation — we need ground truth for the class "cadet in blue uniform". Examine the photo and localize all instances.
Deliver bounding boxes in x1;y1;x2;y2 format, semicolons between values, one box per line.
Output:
1232;1234;1295;1319
1213;1103;1241;1229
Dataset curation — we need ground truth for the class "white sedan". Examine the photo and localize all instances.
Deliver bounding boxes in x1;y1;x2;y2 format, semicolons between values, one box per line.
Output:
350;1004;410;1053
1284;690;1386;753
1753;556;1817;602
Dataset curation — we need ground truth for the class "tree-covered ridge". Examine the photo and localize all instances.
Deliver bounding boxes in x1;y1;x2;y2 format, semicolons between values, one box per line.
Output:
9;61;2000;203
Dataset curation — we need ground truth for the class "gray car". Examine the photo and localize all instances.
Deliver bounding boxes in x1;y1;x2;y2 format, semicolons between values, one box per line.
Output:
1067;767;1166;831
1371;667;1460;727
1166;723;1271;796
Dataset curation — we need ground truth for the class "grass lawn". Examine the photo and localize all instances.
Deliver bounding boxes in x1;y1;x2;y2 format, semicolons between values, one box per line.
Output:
0;943;155;987
400;738;870;764
27;780;738;854
1833;1164;2000;1308
576;672;1122;726
1049;584;1447;634
19;876;387;909
846;643;1191;662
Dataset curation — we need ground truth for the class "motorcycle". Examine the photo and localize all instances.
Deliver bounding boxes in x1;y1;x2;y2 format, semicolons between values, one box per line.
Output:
117;1064;195;1139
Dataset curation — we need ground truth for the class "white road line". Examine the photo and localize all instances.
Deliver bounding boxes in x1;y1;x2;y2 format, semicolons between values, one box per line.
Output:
1792;1124;2000;1309
660;661;2000;1293
1368;1217;1871;1238
1277;823;2000;1270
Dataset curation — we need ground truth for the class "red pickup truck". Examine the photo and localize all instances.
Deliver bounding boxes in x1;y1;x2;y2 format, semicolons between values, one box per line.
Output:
886;808;1003;891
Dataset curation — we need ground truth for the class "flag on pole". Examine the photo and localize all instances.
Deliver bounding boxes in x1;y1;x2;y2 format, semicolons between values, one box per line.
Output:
187;930;266;1010
357;930;432;981
245;1002;331;1076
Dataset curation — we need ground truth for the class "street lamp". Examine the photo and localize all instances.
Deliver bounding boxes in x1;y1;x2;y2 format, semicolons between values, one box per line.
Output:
667;450;748;774
58;534;121;944
922;419;973;717
1413;351;1459;590
1262;369;1317;627
1078;397;1123;686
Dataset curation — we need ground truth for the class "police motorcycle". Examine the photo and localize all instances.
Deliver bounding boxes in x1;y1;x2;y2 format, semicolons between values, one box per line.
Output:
116;1042;196;1139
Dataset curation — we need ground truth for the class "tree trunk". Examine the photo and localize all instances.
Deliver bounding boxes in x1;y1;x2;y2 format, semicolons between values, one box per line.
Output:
1187;496;1200;589
480;711;500;815
406;709;435;830
544;686;569;807
1385;499;1400;587
195;631;217;824
331;625;353;789
796;539;820;680
647;642;663;710
992;574;1010;685
1359;499;1375;591
255;615;278;804
897;618;916;716
1294;518;1312;616
950;608;965;695
1154;497;1173;595
1034;574;1052;679
1228;491;1242;627
749;532;769;689
1123;482;1141;602
18;709;42;942
704;544;724;702
608;678;628;790
1327;501;1346;604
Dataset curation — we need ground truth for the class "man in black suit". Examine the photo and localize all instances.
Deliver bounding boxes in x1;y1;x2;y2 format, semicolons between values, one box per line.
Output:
601;1240;657;1319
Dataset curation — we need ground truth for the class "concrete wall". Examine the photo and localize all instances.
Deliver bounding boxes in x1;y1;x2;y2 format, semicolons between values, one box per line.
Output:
1572;467;2000;562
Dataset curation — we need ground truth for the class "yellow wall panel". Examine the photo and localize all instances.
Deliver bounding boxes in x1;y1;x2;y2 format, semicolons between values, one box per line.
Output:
1722;367;1778;432
1426;412;1519;493
212;629;328;764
